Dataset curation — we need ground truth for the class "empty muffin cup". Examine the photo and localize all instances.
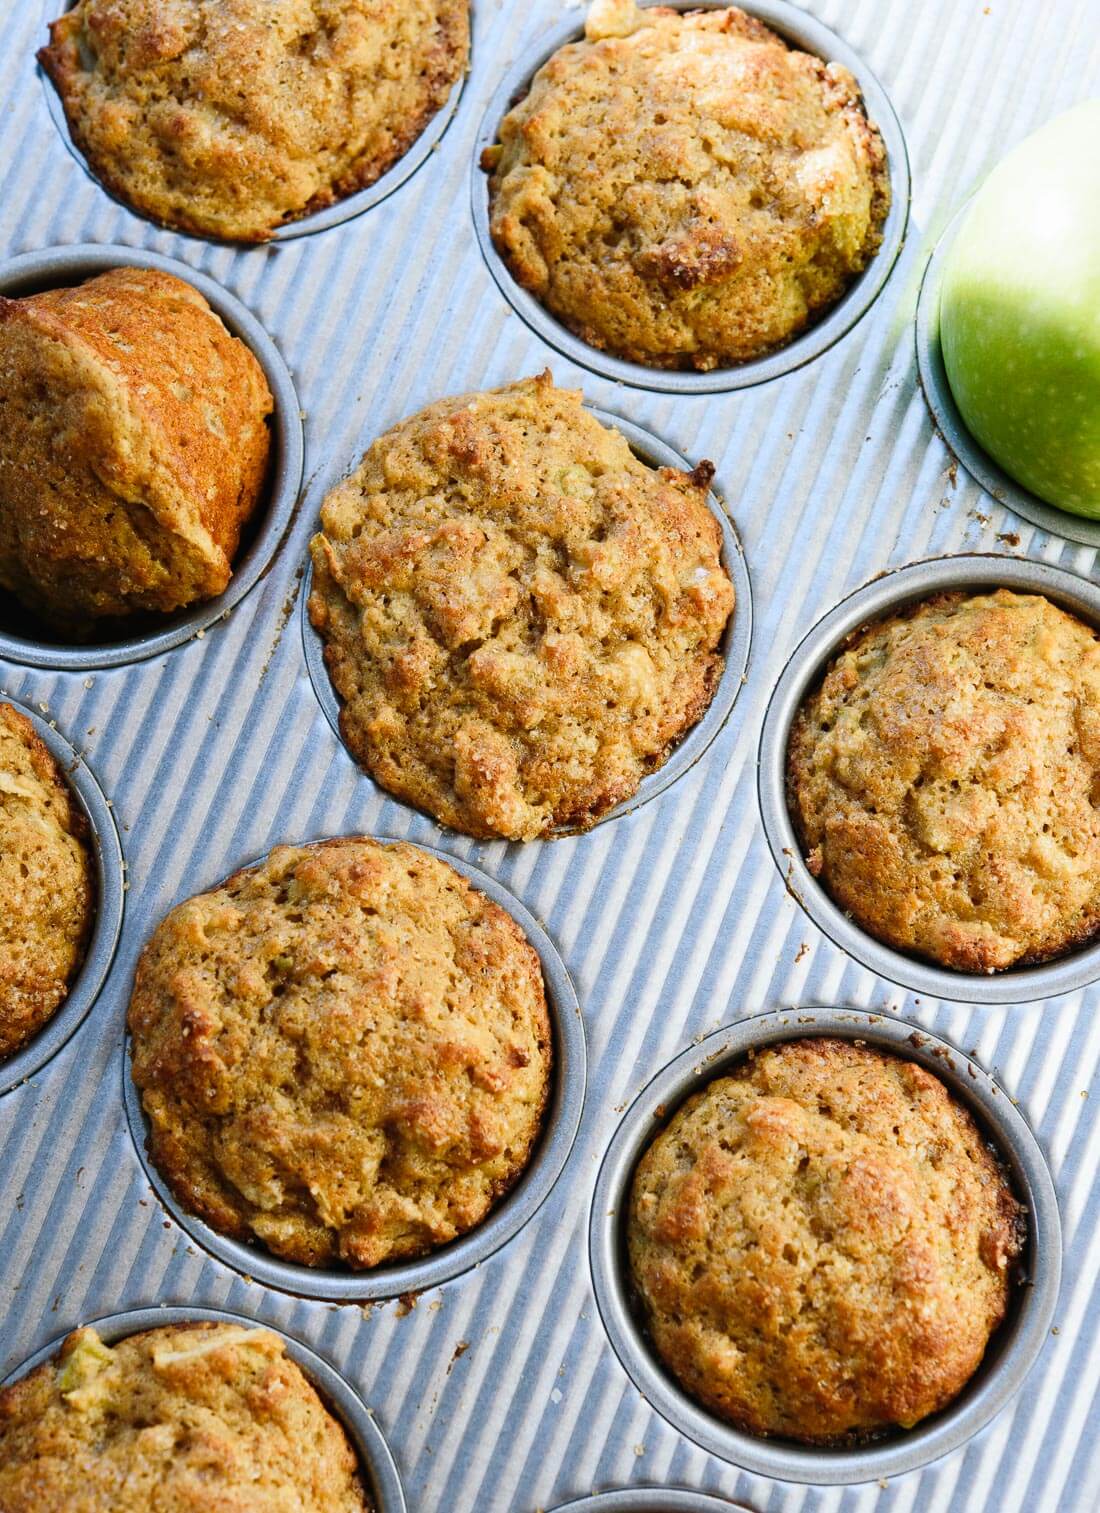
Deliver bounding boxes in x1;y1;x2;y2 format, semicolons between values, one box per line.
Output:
123;838;586;1301
589;1007;1060;1485
472;0;910;395
38;2;469;244
916;207;1100;549
0;696;123;1098
758;553;1100;1004
0;1303;406;1513
548;1491;749;1512
302;407;753;834
0;244;304;670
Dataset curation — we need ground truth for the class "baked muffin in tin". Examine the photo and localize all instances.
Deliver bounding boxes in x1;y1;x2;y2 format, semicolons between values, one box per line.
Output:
628;1037;1025;1444
483;0;889;371
787;589;1100;973
0;268;272;636
128;838;552;1270
39;0;470;242
309;373;735;840
0;702;94;1062
0;1320;371;1510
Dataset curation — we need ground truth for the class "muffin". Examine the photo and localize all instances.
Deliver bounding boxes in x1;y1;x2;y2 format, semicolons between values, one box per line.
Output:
128;838;552;1269
0;703;94;1062
309;374;735;839
482;0;889;370
39;0;470;242
628;1037;1025;1444
0;268;272;634
0;1321;371;1510
787;589;1100;973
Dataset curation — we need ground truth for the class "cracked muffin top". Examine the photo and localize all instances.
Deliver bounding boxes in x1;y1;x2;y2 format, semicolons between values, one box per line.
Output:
628;1037;1024;1444
127;838;552;1269
308;374;735;840
39;0;469;242
0;703;94;1062
787;589;1100;973
0;267;272;633
0;1322;371;1511
482;0;889;370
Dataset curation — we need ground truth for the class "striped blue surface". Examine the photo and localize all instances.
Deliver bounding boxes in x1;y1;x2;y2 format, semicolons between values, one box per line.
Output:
2;2;1098;1509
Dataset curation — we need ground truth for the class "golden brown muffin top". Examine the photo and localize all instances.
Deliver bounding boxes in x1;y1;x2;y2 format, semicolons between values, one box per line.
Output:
0;703;94;1061
0;1322;371;1511
628;1037;1024;1444
39;0;470;242
128;838;552;1269
0;267;272;630
483;0;889;370
309;374;734;840
787;589;1100;972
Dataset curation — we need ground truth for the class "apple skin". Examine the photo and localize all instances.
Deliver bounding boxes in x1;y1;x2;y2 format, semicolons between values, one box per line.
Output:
939;100;1100;518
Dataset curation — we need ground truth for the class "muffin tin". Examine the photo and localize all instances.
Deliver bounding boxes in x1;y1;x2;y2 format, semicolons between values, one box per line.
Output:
0;244;304;671
1;1305;407;1513
302;408;753;836
0;695;124;1097
122;839;587;1302
472;0;911;395
0;0;1090;1509
589;1008;1061;1484
758;553;1100;1004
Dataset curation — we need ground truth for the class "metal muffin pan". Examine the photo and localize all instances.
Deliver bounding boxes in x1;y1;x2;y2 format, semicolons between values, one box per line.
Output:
0;1;1093;1508
302;405;753;836
589;1007;1061;1485
37;0;470;245
549;1491;749;1512
123;837;587;1302
0;243;305;671
915;204;1100;548
758;552;1100;1004
0;695;123;1098
0;1304;407;1513
472;0;911;395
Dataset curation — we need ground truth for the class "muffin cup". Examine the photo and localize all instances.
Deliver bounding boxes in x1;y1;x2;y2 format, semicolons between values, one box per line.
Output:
38;0;469;245
915;206;1100;548
0;1303;406;1513
471;0;910;395
588;1007;1061;1485
0;696;124;1098
302;407;753;836
549;1491;748;1512
0;244;305;671
758;552;1100;1004
122;837;587;1301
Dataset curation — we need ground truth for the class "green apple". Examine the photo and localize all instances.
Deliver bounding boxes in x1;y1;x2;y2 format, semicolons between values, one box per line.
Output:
939;100;1100;518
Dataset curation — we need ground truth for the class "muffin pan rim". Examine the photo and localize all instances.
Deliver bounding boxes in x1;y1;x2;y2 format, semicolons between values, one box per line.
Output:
36;0;472;246
300;403;754;838
915;204;1100;547
121;834;588;1302
548;1490;751;1511
0;242;305;672
0;694;124;1099
757;551;1100;1004
588;1006;1062;1486
0;1302;406;1513
470;0;911;396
